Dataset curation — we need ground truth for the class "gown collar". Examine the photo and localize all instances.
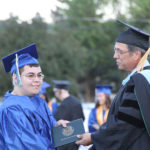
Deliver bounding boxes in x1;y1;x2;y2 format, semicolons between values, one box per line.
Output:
122;60;150;86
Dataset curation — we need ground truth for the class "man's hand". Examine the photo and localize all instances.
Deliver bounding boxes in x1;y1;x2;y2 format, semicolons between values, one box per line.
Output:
55;119;69;127
75;133;92;146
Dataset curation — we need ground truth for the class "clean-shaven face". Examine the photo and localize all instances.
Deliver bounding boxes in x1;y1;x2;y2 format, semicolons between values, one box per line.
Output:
19;65;43;96
97;92;106;106
113;42;139;72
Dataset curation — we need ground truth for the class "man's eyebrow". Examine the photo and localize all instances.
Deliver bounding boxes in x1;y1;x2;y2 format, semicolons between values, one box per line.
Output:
26;72;42;74
114;47;123;51
26;72;34;74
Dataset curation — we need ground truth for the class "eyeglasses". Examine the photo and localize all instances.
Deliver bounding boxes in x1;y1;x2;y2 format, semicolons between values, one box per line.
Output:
21;73;44;80
114;48;129;55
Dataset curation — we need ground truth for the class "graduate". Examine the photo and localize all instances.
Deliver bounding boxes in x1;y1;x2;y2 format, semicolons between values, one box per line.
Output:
39;81;59;116
0;44;68;150
76;20;150;150
88;84;112;133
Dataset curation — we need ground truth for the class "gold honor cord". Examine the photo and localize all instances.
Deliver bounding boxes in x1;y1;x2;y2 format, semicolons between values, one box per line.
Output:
137;48;150;73
96;106;109;125
48;101;53;112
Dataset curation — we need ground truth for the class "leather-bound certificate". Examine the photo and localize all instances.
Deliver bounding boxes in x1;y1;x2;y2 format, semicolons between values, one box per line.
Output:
52;118;85;148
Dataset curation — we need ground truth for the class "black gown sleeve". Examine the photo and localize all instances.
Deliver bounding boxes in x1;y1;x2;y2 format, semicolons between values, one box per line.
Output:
131;73;150;136
91;78;145;150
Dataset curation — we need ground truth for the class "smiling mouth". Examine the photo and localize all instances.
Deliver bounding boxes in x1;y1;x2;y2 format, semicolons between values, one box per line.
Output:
33;86;40;89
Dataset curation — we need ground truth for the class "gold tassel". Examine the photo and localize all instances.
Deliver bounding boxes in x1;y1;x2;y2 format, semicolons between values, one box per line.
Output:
137;48;150;73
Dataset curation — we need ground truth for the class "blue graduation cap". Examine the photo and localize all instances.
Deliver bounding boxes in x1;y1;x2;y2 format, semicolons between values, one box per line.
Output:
96;84;112;95
1;43;39;86
39;81;51;95
116;20;150;51
53;80;70;90
1;43;39;75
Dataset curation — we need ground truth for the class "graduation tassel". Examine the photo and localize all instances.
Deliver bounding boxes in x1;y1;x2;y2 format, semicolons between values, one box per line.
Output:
137;48;150;73
15;54;22;86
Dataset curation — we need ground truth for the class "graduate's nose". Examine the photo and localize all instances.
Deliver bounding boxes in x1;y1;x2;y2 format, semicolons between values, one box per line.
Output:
32;74;44;81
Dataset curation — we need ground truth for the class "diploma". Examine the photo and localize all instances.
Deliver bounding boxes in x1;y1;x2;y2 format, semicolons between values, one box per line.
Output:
52;118;85;148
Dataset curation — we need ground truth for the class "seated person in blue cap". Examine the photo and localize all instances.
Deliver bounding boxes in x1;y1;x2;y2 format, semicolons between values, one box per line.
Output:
53;80;85;150
88;84;112;133
39;81;58;116
76;20;150;150
0;44;68;150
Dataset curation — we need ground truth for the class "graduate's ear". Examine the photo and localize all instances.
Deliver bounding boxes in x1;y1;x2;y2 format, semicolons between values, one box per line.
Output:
12;73;18;86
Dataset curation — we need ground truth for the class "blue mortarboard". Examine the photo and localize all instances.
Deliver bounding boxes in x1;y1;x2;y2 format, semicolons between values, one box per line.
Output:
39;81;51;95
116;20;150;51
53;80;70;90
96;84;112;95
2;43;39;74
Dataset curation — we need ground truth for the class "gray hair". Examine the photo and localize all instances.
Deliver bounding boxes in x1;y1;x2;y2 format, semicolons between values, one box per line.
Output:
127;44;146;56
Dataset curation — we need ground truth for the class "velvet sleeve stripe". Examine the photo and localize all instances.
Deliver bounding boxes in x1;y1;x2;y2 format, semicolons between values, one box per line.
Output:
125;85;134;93
122;99;139;109
117;111;145;128
123;91;137;101
131;71;150;136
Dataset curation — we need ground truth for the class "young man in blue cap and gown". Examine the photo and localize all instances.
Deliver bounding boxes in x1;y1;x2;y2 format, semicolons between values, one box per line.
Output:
53;80;85;150
39;81;58;116
88;84;112;133
0;44;68;150
76;20;150;150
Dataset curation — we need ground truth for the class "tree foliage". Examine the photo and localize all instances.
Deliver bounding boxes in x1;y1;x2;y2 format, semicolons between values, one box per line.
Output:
51;0;122;100
0;0;150;101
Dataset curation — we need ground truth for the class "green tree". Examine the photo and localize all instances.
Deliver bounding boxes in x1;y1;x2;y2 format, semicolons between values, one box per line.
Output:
51;0;122;101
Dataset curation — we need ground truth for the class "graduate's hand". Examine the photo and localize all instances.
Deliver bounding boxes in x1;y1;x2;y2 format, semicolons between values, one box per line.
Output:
75;133;92;146
55;119;69;128
92;124;100;130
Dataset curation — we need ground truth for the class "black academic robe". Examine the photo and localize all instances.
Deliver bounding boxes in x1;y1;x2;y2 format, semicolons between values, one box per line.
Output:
55;95;85;150
90;68;150;150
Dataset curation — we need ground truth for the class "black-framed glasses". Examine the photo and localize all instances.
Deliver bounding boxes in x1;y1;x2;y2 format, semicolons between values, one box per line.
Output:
21;73;44;80
114;48;129;55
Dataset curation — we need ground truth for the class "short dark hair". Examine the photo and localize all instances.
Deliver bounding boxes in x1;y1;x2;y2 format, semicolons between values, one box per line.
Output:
19;64;40;75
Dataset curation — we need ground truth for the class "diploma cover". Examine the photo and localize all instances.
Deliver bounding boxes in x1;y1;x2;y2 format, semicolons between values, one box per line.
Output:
52;118;85;147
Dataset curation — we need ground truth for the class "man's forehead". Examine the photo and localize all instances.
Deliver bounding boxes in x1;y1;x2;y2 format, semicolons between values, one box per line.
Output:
53;88;59;92
114;42;128;49
22;65;41;73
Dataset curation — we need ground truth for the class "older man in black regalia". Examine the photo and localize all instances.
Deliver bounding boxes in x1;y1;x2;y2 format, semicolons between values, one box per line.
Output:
76;20;150;150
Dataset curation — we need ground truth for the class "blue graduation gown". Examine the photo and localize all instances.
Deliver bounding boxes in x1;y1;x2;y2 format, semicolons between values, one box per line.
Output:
0;91;57;150
88;107;108;133
90;67;150;150
88;108;98;133
51;102;59;116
